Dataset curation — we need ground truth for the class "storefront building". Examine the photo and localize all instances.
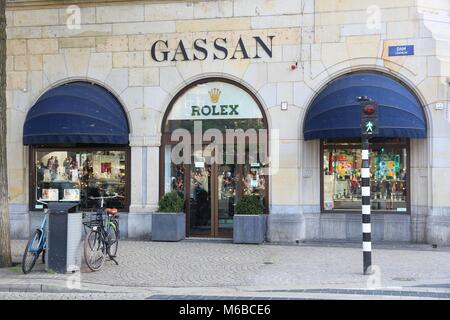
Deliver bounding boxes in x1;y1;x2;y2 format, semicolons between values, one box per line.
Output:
5;0;450;245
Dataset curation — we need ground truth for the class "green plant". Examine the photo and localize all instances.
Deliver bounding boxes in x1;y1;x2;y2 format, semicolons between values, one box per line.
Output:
158;191;184;212
9;263;21;273
235;195;264;215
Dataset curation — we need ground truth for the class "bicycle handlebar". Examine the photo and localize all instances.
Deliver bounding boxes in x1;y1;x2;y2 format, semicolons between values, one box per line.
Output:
36;199;48;206
89;193;124;200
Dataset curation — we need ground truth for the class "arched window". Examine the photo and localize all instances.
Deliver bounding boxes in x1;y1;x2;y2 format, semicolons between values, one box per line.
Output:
24;82;130;211
303;72;426;213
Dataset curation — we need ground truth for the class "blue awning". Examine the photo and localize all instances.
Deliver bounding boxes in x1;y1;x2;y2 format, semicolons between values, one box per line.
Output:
23;82;129;145
303;72;427;140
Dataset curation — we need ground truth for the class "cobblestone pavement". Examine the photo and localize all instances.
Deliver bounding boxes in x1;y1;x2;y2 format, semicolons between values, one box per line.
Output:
1;240;449;300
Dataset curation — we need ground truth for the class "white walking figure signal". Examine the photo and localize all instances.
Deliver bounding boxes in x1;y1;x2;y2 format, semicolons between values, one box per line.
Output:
365;121;374;133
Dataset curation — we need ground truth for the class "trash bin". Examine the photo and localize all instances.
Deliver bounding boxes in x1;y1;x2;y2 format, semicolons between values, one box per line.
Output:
46;202;82;273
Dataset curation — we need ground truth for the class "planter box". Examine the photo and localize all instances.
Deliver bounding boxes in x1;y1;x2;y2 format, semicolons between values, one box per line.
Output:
233;214;268;244
151;212;185;242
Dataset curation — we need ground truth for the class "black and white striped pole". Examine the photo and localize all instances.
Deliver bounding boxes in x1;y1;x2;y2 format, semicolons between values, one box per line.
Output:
361;138;372;275
358;96;378;275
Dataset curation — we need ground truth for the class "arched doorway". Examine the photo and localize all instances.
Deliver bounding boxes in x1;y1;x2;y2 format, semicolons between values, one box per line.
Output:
160;78;269;238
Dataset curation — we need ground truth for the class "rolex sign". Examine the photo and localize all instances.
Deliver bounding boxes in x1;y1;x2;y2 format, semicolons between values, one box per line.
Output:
168;82;263;120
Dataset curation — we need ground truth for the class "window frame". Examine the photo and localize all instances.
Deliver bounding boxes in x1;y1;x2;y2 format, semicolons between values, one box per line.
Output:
29;145;131;212
320;138;411;214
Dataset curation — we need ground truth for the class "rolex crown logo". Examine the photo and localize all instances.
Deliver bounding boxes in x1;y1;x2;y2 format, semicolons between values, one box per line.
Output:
208;88;221;103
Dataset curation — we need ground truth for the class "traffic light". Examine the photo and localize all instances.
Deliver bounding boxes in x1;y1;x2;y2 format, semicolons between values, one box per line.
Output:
359;98;378;137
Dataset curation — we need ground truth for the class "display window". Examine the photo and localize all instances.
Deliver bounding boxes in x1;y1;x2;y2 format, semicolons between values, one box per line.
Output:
31;147;130;211
321;138;409;213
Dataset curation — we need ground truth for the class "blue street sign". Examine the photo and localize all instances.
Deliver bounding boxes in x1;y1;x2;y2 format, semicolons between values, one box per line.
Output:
388;45;414;56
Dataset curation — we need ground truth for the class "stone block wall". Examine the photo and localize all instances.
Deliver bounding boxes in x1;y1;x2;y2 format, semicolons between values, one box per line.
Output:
4;0;450;244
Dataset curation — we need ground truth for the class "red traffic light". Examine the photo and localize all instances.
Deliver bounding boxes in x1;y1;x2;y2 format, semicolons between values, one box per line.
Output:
363;104;376;115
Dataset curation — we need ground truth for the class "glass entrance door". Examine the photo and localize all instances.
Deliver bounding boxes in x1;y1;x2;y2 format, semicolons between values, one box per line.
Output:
186;161;267;238
188;162;212;237
217;164;241;238
187;162;242;238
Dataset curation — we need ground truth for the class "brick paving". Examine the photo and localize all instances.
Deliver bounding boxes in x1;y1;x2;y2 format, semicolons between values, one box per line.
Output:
1;239;449;299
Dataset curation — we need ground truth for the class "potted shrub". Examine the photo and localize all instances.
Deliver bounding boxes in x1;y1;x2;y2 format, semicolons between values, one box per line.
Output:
233;195;267;244
151;191;185;241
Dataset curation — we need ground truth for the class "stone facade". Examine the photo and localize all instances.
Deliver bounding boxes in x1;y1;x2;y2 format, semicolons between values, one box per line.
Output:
5;0;450;244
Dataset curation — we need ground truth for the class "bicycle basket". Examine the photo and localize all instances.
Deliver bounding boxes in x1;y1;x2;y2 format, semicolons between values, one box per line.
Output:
87;211;104;227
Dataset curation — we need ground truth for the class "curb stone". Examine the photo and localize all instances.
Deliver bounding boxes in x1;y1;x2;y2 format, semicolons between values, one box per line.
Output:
0;283;104;294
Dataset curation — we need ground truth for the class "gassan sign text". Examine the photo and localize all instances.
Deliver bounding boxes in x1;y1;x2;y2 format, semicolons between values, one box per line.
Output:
150;36;275;62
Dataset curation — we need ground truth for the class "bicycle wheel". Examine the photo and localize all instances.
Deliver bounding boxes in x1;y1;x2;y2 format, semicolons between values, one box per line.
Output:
84;229;106;272
22;230;42;274
107;222;119;258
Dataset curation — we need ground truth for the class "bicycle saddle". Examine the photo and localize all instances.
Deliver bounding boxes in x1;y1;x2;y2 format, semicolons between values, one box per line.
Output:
105;208;119;216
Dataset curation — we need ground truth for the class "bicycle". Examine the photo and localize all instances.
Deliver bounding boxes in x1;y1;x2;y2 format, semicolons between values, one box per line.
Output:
22;199;48;274
83;193;122;272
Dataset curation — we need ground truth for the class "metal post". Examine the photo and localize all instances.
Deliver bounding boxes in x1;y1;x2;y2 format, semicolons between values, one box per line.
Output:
361;138;372;275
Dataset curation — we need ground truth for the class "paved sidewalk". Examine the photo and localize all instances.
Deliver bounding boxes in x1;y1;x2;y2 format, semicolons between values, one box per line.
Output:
0;239;449;300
